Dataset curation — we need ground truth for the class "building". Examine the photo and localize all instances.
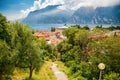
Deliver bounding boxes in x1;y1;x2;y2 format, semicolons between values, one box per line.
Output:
33;26;68;45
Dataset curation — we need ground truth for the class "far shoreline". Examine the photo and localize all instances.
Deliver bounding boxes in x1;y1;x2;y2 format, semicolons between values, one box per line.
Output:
25;23;120;31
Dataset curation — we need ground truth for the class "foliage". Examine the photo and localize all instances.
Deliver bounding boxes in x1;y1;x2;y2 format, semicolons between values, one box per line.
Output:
12;61;56;80
63;27;79;45
71;25;82;29
42;43;57;61
0;40;15;79
0;13;15;79
95;25;103;28
75;30;89;48
57;41;81;64
74;30;90;61
58;27;91;63
9;22;44;80
89;36;120;72
103;72;120;80
108;26;120;30
38;61;56;80
51;27;55;32
55;61;69;74
57;25;120;80
1;13;120;80
0;13;11;45
83;25;90;30
68;62;89;80
0;14;56;80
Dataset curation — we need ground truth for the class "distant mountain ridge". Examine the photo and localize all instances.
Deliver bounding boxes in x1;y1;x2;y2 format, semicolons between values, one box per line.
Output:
23;5;73;24
23;5;120;24
69;5;120;24
30;5;60;14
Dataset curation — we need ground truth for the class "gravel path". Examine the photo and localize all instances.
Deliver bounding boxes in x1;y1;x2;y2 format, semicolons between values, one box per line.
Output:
51;62;68;80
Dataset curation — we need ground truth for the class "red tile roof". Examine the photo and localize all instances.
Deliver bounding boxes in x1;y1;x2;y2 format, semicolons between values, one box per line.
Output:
33;30;64;45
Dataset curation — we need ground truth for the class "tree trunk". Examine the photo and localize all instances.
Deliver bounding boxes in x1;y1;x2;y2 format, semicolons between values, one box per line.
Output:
29;66;33;80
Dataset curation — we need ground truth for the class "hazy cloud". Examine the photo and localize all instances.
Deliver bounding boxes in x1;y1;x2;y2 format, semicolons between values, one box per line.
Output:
21;0;120;18
61;0;120;10
21;0;64;18
21;0;42;18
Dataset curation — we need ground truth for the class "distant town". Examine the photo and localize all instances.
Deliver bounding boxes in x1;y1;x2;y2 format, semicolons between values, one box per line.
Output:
34;26;120;45
34;26;67;45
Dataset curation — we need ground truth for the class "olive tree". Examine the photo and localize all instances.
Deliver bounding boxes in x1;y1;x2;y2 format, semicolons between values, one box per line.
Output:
11;22;44;80
0;13;15;79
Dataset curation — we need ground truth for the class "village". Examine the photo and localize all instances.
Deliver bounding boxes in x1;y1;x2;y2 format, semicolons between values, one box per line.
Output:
33;26;120;45
33;26;67;45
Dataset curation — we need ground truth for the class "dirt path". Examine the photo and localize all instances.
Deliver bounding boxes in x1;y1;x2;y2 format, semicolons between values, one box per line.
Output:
51;62;68;80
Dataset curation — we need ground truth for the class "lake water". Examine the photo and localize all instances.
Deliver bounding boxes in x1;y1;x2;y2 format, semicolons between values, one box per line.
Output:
28;24;76;31
27;23;120;31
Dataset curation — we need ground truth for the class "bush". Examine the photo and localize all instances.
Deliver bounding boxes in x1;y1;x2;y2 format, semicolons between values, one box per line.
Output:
103;72;120;80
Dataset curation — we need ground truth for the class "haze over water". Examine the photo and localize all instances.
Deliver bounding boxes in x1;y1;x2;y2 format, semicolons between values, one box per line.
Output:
28;23;120;31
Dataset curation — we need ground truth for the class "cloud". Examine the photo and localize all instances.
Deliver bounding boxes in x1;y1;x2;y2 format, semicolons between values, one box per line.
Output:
41;0;64;8
21;0;120;18
21;0;64;18
21;0;42;18
60;0;120;10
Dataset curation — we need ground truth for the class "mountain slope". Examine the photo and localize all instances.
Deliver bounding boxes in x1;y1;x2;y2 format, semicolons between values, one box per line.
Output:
23;5;120;24
23;5;73;24
69;5;120;24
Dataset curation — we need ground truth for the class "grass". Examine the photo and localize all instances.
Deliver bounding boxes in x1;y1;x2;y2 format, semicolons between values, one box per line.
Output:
12;61;56;80
12;68;28;80
38;61;56;80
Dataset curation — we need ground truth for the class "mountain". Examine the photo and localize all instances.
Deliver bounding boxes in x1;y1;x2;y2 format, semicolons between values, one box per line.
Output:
69;5;120;24
23;5;73;24
23;5;120;24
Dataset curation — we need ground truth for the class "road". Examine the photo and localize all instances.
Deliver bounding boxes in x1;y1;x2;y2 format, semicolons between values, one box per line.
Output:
51;62;68;80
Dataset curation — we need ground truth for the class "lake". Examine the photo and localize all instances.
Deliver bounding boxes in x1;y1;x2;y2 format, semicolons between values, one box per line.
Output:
27;23;120;31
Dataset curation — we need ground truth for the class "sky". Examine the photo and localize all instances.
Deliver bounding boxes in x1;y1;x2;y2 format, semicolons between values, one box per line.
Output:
0;0;120;20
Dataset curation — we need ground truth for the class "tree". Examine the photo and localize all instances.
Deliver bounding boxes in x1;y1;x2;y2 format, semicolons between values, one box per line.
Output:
57;41;73;63
10;22;44;80
0;13;15;79
0;13;11;45
51;27;55;32
83;25;90;30
99;37;120;73
104;72;120;80
71;25;82;29
0;40;15;79
58;27;91;63
63;27;79;45
75;30;90;61
89;36;120;73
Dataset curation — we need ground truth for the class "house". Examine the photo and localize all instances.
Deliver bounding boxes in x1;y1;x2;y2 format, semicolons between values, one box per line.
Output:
33;26;67;45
